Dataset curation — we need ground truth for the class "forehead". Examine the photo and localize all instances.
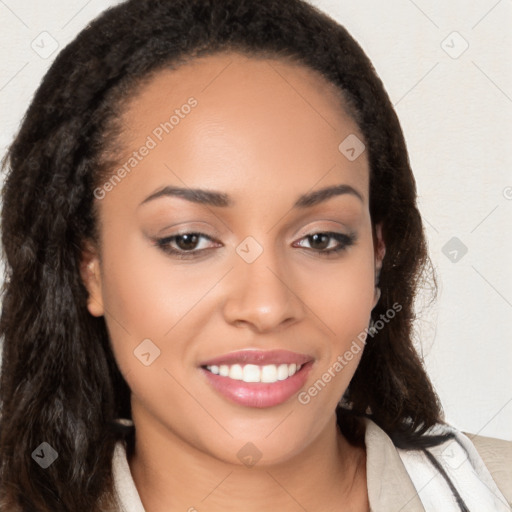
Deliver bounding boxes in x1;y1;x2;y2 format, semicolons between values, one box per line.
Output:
104;51;369;208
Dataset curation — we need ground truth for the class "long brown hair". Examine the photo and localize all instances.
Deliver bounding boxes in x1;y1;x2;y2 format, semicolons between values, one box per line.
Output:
0;0;443;509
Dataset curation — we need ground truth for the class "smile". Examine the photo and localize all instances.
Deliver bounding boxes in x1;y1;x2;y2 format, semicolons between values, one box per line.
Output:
199;350;314;408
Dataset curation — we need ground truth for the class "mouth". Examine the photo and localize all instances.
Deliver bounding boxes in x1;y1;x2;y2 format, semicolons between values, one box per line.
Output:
198;350;314;408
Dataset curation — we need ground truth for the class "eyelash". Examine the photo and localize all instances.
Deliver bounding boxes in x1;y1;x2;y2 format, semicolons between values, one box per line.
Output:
153;231;356;260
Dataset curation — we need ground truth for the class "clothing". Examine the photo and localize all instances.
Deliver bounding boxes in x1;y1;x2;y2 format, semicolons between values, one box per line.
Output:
110;418;512;511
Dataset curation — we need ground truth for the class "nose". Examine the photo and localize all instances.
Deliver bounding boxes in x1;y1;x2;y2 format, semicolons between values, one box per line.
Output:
222;240;305;333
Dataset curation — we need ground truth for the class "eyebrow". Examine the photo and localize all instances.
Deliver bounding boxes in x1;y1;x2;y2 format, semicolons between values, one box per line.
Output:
139;183;363;209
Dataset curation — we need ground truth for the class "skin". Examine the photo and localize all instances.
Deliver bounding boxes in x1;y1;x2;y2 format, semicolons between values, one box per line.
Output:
81;52;385;512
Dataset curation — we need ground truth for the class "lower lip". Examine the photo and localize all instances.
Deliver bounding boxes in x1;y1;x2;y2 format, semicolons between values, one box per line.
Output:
200;362;314;408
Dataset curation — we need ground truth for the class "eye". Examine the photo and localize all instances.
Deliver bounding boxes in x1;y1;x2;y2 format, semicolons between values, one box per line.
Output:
154;232;220;259
293;232;356;256
153;230;356;260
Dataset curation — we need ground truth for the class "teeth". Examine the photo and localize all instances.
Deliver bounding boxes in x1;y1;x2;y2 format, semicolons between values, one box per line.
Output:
230;364;243;380
205;363;303;383
243;364;260;382
277;363;289;380
261;364;278;383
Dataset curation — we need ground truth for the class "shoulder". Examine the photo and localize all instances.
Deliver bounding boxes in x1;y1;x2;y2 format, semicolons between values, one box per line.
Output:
362;417;512;511
399;421;512;511
463;430;512;506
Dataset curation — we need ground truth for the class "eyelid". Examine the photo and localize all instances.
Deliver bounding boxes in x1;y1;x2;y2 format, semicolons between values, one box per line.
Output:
153;221;352;246
293;219;354;238
153;220;220;238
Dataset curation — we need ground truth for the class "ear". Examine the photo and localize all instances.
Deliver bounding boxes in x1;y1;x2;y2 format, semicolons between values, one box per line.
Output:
79;239;105;317
373;223;386;280
373;223;386;307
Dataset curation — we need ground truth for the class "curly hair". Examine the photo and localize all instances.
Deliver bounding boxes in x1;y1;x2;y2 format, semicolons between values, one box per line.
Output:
0;0;444;509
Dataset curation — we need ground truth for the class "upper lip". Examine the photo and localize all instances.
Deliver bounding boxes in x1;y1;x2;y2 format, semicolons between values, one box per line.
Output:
199;349;313;367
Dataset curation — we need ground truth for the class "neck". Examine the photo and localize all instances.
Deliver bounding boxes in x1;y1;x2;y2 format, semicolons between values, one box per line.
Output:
128;410;368;512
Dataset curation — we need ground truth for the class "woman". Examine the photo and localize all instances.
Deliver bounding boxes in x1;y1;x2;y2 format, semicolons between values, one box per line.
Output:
0;0;510;510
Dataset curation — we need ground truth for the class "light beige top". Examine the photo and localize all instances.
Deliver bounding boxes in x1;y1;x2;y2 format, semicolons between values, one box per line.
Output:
110;418;512;511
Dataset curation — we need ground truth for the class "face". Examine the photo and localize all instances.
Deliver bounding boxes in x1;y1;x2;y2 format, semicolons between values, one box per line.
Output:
81;52;385;465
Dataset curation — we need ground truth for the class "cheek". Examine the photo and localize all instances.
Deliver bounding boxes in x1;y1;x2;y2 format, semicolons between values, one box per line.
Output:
98;226;233;395
298;237;375;399
99;227;214;334
314;266;374;329
305;238;376;337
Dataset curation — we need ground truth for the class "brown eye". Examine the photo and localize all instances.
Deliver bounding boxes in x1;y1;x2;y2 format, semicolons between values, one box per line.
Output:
307;233;331;251
154;232;221;259
293;231;356;256
174;233;200;251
